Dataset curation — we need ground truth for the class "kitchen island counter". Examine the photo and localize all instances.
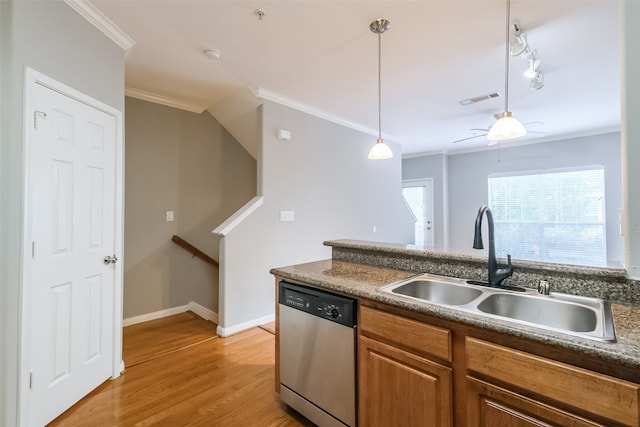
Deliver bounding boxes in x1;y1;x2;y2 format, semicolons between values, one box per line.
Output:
271;258;640;373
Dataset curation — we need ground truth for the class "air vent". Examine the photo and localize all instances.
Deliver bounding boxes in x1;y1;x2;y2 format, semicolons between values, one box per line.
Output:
459;92;500;106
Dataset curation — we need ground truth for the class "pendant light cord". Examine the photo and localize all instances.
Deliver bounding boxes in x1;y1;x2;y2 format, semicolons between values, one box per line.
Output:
378;31;382;140
503;0;511;113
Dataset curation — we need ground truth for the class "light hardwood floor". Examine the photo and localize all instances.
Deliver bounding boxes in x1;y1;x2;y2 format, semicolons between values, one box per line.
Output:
122;312;218;367
49;313;308;426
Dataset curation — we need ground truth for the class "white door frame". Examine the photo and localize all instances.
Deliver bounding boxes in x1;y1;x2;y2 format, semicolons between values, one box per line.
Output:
19;68;124;425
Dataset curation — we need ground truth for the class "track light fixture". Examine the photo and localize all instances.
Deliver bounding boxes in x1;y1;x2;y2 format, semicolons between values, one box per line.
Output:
523;51;540;79
510;21;544;91
530;72;544;91
509;22;528;56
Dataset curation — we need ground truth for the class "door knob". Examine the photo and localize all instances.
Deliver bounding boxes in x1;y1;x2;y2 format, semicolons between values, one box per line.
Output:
104;255;118;265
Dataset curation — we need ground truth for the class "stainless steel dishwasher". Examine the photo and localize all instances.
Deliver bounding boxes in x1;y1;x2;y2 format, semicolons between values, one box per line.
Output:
279;280;357;427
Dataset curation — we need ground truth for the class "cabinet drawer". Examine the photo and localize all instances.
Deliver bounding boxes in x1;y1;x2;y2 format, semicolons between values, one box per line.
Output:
360;305;451;362
466;337;640;426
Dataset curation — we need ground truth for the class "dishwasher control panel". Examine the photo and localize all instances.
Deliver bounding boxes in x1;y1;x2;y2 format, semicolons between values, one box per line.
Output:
279;280;356;327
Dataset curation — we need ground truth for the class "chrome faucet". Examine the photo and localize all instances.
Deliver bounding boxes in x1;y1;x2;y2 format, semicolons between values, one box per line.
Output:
537;280;550;295
473;205;513;287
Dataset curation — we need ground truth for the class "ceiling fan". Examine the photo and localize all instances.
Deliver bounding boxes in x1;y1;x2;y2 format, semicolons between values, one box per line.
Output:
452;121;546;144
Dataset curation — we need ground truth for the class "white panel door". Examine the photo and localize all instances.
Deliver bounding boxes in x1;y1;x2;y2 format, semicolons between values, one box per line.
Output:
27;82;117;426
402;179;434;247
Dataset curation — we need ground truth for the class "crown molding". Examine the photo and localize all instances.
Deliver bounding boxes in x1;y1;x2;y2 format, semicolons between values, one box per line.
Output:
63;0;135;51
256;87;400;142
125;87;206;113
403;126;622;158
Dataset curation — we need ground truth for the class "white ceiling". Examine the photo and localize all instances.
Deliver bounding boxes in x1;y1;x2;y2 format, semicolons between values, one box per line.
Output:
91;0;621;156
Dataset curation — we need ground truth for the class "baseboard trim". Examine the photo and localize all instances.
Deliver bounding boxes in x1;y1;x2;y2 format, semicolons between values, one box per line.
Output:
216;313;275;337
188;301;219;324
113;360;125;378
123;302;219;327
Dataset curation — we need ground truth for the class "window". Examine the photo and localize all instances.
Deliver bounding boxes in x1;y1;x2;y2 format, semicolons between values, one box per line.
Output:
488;167;606;267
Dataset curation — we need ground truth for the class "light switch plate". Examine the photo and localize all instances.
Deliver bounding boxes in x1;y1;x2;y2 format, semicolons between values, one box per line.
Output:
280;210;294;222
166;211;174;222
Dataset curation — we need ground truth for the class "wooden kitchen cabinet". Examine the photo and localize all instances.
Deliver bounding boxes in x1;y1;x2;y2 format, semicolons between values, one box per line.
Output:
466;377;605;427
465;337;640;427
359;303;640;427
359;305;453;427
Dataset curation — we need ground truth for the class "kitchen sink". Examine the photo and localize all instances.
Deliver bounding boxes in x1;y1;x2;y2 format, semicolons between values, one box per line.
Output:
391;279;483;306
477;293;598;333
379;274;616;342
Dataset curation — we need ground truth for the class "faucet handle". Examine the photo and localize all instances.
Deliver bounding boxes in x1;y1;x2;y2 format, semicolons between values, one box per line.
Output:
504;254;512;272
538;280;550;295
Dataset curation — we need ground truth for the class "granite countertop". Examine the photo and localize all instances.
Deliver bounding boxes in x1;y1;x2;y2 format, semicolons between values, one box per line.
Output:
270;259;640;370
325;239;629;278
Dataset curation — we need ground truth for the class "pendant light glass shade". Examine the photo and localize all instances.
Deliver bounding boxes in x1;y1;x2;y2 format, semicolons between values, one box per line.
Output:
487;111;527;141
368;18;393;160
368;138;394;159
489;0;527;143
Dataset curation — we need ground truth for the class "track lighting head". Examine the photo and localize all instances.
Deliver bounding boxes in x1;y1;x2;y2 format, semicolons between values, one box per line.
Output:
530;72;544;91
523;57;540;79
509;21;528;56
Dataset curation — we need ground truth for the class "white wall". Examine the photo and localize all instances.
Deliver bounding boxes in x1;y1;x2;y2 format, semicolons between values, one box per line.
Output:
217;101;414;334
123;97;256;319
404;132;624;267
0;1;125;424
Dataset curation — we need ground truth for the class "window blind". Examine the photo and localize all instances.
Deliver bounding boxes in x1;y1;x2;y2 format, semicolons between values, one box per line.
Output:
488;167;606;267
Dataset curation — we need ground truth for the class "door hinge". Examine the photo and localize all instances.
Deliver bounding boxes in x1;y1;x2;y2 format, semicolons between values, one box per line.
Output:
29;372;33;389
32;241;36;259
33;111;47;130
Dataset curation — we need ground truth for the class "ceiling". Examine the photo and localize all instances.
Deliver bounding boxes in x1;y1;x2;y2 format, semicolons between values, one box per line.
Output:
91;0;621;156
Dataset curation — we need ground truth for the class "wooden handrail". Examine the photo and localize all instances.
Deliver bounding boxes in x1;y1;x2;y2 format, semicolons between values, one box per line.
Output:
171;235;219;268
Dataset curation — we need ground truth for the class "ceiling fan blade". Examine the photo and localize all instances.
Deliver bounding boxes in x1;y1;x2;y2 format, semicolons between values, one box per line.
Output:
524;121;544;126
469;128;490;132
452;134;488;143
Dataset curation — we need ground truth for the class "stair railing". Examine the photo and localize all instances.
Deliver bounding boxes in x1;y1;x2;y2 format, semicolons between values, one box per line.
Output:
171;235;219;268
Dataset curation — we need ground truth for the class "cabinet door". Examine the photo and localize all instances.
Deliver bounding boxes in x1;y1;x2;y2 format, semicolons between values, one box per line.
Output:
359;335;452;427
466;377;605;427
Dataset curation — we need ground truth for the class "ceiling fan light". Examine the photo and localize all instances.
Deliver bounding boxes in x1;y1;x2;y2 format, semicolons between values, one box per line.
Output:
368;138;394;159
487;112;527;141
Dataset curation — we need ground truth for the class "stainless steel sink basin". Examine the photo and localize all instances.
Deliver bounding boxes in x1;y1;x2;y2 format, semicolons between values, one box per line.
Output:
477;293;598;333
379;274;616;342
391;280;483;306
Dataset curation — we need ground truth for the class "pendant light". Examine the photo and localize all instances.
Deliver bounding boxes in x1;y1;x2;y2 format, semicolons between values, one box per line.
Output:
487;0;527;142
368;18;393;160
